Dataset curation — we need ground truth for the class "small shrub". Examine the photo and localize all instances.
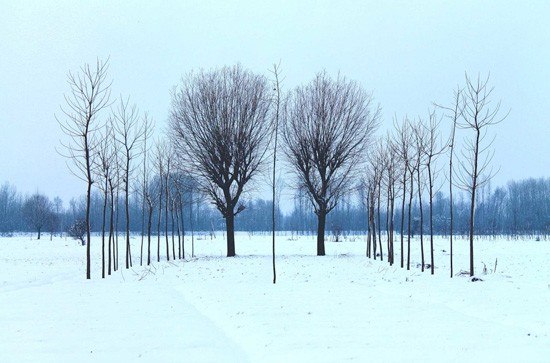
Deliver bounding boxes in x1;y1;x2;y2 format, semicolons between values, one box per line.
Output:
68;219;86;245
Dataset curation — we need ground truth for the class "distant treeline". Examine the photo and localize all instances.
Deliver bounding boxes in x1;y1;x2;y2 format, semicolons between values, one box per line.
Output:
1;177;548;238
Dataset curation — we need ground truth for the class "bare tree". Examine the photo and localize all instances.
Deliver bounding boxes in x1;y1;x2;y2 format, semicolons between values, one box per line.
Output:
164;147;174;261
457;73;507;276
420;110;446;275
139;114;154;266
108;131;122;273
382;134;399;266
366;143;384;260
93;124;115;278
393;119;412;268
57;59;111;279
22;193;53;240
270;62;283;283
435;86;463;277
283;72;380;256
153;140;167;262
112;97;146;269
412;119;427;271
170;65;273;257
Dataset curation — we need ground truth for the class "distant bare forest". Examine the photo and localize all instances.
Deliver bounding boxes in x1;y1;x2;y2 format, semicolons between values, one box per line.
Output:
1;177;548;239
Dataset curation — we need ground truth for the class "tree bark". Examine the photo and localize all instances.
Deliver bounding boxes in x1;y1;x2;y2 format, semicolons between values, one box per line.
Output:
226;212;236;257
469;128;481;277
316;209;326;256
407;168;414;270
147;204;153;265
101;185;107;279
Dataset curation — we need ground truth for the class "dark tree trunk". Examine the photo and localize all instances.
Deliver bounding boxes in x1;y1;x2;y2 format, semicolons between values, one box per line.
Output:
400;174;407;268
367;195;372;258
417;168;424;272
386;190;391;264
180;202;185;259
101;185;107;279
407;169;414;270
389;191;395;266
114;189;120;271
125;181;132;269
469;129;481;277
171;205;176;260
176;203;181;259
157;178;162;262
226;212;236;257
316;209;326;256
37;227;41;240
377;186;383;261
147;205;153;265
371;200;377;260
108;186;114;276
449;158;454;278
428;164;435;275
165;175;170;261
86;179;91;279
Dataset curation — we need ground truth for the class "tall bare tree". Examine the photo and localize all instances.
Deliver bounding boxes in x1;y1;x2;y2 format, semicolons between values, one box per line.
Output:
420;110;446;275
139;114;154;266
412;119;427;271
57;59;111;279
112;97;146;269
283;72;380;256
93;124;115;278
383;134;399;266
393;119;412;268
457;73;507;276
170;65;273;257
436;87;463;277
270;62;283;284
153;140;167;262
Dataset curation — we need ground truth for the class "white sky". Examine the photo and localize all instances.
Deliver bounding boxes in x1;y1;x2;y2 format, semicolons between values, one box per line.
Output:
1;1;549;207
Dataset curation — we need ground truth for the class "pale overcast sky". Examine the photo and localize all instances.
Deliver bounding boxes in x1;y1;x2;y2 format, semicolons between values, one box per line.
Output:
1;1;549;206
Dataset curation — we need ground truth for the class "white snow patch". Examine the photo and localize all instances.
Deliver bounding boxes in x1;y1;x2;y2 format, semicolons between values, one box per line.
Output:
1;233;548;362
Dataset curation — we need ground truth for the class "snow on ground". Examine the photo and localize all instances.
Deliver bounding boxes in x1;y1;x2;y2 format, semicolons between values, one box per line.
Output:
1;232;549;362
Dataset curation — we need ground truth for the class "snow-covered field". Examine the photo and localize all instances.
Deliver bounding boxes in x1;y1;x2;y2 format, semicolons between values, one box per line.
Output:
1;232;549;362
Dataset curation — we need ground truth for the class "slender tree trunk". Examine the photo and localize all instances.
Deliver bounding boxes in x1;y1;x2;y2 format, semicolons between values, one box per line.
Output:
389;191;395;266
125;170;132;269
171;204;176;260
449;150;455;278
366;189;372;258
371;198;377;259
101;184;107;279
400;174;407;268
85;179;91;279
108;181;114;275
407;168;414;270
176;202;181;259
165;174;170;261
428;164;435;275
469;129;481;277
181;201;185;259
157;178;163;262
386;189;391;264
115;189;120;271
190;196;195;258
147;204;153;265
377;185;383;261
140;202;145;266
417;167;424;272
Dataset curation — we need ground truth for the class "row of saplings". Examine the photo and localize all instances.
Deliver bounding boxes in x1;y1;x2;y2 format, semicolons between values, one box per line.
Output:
59;59;504;280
